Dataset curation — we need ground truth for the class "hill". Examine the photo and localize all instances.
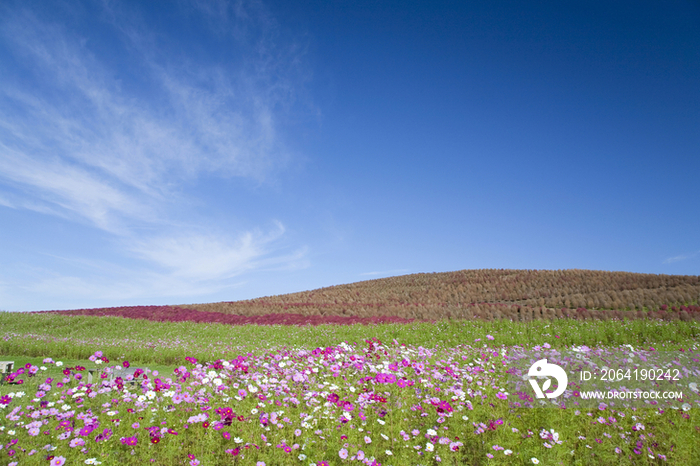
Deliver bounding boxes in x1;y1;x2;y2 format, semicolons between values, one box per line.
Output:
178;268;700;321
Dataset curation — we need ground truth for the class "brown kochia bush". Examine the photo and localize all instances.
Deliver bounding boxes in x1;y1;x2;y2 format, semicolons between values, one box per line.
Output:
33;270;700;323
176;269;699;322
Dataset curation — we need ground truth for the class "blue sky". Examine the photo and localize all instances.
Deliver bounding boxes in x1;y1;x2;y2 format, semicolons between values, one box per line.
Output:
1;0;698;311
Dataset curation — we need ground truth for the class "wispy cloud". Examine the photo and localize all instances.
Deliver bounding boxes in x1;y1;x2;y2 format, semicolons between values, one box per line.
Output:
0;141;148;233
664;250;700;264
0;1;310;307
128;221;294;281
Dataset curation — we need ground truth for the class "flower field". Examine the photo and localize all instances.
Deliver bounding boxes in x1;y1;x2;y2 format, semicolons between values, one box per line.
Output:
1;311;699;465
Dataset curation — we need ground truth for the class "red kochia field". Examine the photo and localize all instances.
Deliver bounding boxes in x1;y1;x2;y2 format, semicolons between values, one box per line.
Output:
34;306;422;326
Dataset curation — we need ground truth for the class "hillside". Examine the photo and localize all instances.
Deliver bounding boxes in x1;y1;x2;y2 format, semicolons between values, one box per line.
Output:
178;269;700;321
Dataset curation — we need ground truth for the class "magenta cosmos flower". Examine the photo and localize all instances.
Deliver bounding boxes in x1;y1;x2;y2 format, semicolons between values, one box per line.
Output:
120;436;138;446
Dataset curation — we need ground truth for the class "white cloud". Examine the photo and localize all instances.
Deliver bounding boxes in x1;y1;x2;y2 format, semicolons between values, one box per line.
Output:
664;250;700;264
0;6;291;210
0;141;147;233
129;222;287;281
0;1;311;307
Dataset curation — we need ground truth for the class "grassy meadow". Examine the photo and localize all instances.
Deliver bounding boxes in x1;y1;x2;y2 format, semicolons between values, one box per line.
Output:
2;312;699;365
1;310;699;465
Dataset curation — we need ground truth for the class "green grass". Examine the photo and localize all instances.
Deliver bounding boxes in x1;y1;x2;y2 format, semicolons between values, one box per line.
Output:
0;311;699;465
2;312;699;366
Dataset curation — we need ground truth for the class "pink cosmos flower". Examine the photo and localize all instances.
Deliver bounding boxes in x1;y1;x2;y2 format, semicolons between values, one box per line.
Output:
69;438;85;448
50;456;66;466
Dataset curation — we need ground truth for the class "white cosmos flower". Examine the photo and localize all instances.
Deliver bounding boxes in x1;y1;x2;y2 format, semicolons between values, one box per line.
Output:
213;378;223;386
56;362;63;366
427;429;437;436
425;443;434;452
